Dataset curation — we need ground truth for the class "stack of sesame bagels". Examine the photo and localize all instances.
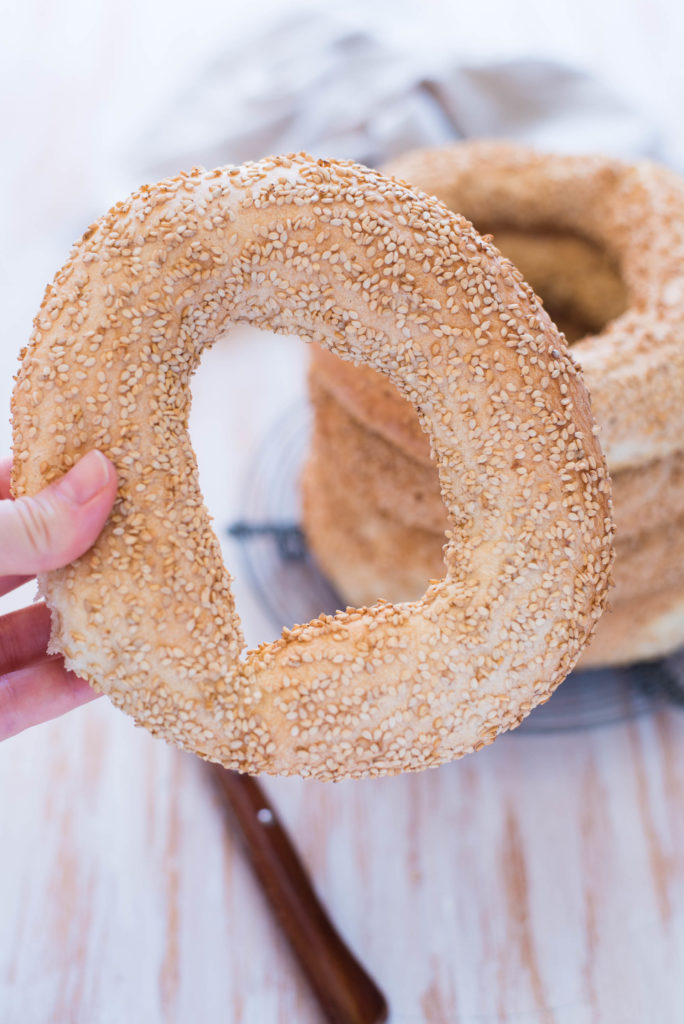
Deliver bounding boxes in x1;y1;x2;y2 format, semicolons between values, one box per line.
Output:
302;141;684;668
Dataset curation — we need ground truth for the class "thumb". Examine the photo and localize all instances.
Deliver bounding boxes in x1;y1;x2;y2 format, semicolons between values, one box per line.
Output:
0;451;118;576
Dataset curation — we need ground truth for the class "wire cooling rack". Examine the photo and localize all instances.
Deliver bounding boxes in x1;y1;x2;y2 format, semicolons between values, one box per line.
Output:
228;404;684;734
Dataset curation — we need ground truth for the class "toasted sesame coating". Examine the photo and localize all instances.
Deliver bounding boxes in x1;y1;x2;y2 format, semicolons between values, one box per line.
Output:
302;142;684;671
302;409;684;608
318;141;684;474
12;154;613;779
307;366;684;542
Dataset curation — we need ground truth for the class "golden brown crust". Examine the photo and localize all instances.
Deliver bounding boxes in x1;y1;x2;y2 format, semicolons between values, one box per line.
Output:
309;344;430;462
487;229;627;339
307;374;446;533
308;368;684;542
303;444;684;668
610;452;684;541
302;447;684;667
578;585;684;668
612;515;684;603
12;154;612;779
300;449;445;607
311;141;684;474
301;437;684;609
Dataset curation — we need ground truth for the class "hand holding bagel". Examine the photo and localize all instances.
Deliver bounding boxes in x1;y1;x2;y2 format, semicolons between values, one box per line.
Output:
11;155;614;778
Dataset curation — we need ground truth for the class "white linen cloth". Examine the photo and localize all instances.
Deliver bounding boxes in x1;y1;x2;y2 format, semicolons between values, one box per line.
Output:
136;7;660;179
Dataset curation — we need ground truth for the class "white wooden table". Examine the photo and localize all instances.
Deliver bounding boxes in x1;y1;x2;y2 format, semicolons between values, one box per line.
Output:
2;3;684;1021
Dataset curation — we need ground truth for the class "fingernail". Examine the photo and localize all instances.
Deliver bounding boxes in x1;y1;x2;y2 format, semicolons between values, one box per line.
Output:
56;451;112;506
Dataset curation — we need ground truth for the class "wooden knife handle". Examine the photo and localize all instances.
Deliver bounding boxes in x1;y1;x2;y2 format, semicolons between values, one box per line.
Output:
208;766;389;1024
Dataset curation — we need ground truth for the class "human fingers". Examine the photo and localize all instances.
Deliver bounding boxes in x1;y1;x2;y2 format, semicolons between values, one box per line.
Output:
0;603;52;676
0;451;117;576
0;656;99;741
1;459;35;594
0;459;11;500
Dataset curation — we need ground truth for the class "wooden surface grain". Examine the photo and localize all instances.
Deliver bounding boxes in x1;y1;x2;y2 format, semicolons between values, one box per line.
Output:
2;3;684;1021
2;679;684;1022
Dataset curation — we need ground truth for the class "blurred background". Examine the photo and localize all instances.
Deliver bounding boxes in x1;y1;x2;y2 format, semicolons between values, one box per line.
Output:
2;2;684;1022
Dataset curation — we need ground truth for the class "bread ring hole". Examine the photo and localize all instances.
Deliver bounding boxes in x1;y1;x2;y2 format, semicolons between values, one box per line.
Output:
473;226;629;344
190;327;448;628
188;325;310;635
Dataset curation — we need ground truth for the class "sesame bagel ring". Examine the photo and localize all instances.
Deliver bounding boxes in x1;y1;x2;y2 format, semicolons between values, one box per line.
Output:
12;154;613;780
